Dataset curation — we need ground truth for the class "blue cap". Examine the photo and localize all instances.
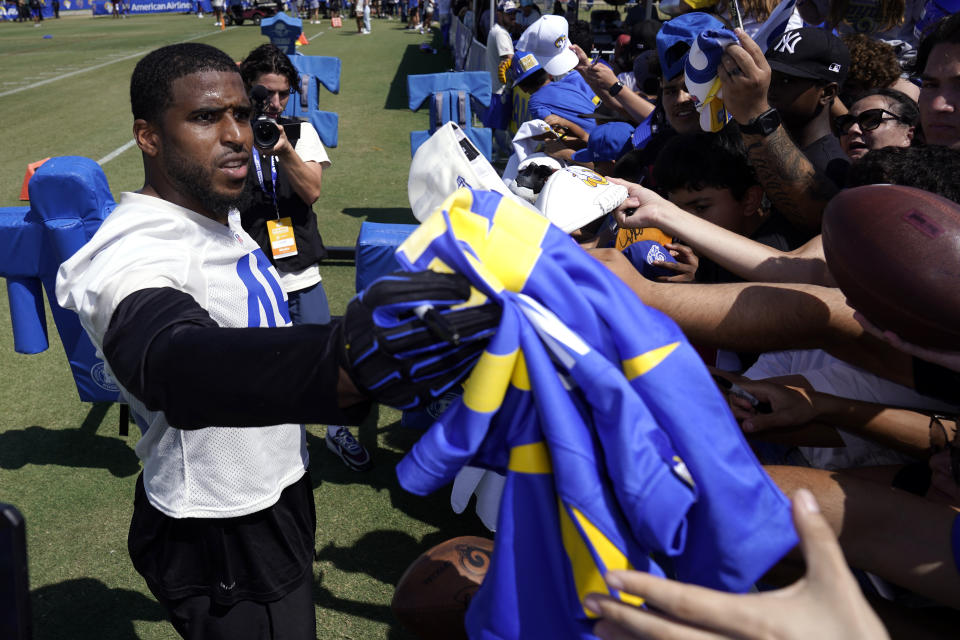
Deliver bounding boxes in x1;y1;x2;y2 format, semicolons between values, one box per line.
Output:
622;240;678;280
572;121;636;163
511;50;543;86
656;12;725;81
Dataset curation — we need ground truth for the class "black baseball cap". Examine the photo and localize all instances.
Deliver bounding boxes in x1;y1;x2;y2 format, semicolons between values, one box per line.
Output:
765;28;849;86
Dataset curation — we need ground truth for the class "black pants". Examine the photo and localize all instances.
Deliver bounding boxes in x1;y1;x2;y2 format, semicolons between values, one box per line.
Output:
150;569;317;640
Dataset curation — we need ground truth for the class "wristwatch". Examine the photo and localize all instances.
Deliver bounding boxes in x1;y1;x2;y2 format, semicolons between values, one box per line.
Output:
739;107;782;137
608;80;624;97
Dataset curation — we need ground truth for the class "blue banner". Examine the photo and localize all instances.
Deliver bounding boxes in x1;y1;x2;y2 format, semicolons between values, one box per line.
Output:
2;0;211;18
92;0;211;16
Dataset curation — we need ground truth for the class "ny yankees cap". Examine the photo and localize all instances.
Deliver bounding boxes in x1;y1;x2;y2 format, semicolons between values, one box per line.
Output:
517;15;580;76
765;28;849;85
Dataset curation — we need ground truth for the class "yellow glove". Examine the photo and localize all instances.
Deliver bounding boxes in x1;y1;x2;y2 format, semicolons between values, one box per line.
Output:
498;58;512;86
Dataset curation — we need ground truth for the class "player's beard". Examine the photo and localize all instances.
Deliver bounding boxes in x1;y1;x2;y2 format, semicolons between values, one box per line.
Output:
163;144;253;220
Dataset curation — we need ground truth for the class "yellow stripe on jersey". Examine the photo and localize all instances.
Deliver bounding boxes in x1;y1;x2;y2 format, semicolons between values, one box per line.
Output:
462;349;520;413
511;352;531;391
508;441;552;474
426;257;454;273
560;502;645;618
622;342;680;380
397;199;456;264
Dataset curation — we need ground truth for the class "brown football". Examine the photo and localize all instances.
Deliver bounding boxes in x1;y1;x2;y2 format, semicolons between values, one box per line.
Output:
822;184;960;348
391;536;494;640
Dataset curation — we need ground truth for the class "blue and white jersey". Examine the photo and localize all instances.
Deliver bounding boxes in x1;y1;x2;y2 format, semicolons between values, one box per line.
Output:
57;192;306;519
394;188;798;639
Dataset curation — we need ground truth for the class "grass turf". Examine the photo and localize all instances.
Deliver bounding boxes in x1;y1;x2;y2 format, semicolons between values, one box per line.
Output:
0;13;492;639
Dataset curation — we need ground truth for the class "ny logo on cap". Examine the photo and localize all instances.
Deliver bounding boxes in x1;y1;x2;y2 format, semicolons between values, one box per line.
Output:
774;31;802;54
554;35;566;49
828;62;841;72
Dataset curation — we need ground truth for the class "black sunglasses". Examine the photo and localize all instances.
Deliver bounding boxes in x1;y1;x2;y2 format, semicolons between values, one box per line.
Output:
835;108;904;135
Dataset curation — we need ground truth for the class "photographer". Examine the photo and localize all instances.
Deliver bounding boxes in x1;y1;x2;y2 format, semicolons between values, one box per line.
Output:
240;44;329;326
239;44;372;471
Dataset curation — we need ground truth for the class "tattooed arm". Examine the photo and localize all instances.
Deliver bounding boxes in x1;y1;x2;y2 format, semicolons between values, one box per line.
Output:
742;127;837;230
717;30;837;230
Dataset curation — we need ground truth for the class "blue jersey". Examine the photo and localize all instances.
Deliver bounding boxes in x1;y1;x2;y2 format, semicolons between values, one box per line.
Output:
528;73;601;134
394;188;797;639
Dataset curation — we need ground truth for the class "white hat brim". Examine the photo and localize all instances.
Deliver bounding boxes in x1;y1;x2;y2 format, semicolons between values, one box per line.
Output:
541;47;579;76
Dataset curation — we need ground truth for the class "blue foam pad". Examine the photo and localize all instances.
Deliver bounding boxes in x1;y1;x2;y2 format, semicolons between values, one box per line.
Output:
260;12;304;55
0;208;41;278
407;71;491;112
285;55;341;147
355;222;418;292
10;156;121;402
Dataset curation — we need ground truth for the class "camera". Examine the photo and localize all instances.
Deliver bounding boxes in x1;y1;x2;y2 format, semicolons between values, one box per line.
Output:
250;84;281;151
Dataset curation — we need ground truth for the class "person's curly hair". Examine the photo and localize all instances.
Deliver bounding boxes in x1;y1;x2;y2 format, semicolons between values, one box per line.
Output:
840;33;902;102
239;44;300;95
846;146;960;204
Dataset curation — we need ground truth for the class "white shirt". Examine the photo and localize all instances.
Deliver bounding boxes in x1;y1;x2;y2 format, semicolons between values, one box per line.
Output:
56;193;308;519
276;121;331;293
486;22;515;95
746;349;959;469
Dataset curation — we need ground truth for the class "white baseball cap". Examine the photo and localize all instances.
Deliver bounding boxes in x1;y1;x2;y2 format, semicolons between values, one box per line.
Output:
534;166;628;233
516;15;579;77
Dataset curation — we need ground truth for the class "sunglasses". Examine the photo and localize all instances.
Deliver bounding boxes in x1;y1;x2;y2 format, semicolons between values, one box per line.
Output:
835;108;904;135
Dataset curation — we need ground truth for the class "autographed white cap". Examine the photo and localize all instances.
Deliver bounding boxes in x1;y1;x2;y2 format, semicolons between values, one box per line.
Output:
517;15;580;76
534;166;628;233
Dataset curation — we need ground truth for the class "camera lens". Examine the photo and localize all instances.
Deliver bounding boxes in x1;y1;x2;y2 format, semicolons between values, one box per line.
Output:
253;118;280;150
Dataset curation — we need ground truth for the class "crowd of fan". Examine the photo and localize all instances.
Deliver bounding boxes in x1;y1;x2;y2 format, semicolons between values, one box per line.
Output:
460;1;960;637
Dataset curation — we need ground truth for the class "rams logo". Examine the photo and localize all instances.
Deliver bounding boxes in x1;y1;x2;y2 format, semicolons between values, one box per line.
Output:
569;166;608;187
554;35;566;49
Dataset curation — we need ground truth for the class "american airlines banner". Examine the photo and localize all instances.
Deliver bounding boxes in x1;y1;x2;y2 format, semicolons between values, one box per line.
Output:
92;0;212;15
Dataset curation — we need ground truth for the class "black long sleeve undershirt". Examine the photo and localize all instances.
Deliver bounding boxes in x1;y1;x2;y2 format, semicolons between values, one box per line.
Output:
103;287;370;429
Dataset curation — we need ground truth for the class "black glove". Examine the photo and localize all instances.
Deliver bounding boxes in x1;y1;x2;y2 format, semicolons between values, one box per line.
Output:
339;271;501;410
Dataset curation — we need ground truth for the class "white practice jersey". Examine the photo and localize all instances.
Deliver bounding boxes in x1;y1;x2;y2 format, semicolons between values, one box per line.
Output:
56;192;308;519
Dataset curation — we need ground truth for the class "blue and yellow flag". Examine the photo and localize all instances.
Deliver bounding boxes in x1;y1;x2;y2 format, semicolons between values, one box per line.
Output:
394;189;797;639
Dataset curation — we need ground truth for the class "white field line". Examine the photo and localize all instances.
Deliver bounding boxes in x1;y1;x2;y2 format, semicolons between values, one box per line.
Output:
0;27;234;99
97;139;137;165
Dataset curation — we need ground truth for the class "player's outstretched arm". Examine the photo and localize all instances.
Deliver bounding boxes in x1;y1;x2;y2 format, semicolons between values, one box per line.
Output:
585;489;890;640
103;272;500;428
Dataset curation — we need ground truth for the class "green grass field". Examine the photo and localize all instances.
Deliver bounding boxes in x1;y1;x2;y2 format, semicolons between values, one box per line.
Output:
0;13;492;639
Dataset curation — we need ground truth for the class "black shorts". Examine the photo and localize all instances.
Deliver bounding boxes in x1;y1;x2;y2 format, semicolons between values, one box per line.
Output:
151;568;316;640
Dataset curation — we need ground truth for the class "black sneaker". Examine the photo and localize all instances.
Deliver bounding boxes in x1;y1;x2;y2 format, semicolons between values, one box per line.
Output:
325;426;373;471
